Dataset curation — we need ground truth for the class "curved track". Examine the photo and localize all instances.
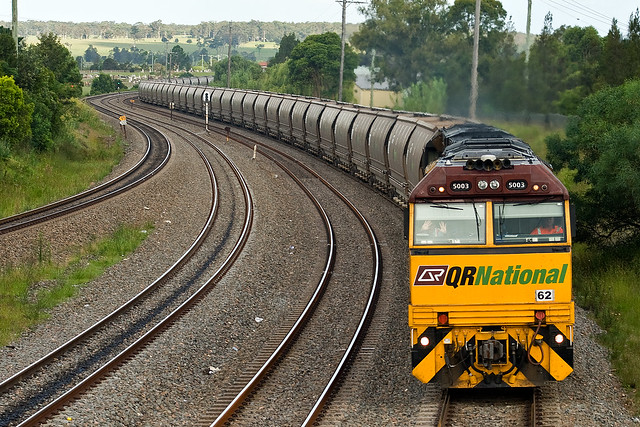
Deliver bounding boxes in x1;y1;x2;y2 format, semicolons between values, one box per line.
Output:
0;101;170;234
0;96;253;426
108;94;385;426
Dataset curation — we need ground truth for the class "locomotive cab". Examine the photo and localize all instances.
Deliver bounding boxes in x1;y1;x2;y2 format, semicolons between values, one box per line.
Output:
408;125;574;388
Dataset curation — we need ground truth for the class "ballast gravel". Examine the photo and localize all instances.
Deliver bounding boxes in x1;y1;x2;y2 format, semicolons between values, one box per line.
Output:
0;104;638;426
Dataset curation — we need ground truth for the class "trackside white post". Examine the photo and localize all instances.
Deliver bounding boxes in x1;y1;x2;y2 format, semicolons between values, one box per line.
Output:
253;145;257;160
205;101;209;132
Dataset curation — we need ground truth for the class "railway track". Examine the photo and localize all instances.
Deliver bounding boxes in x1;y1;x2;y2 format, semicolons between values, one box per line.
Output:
437;388;536;426
0;98;255;426
0;105;170;234
101;94;384;425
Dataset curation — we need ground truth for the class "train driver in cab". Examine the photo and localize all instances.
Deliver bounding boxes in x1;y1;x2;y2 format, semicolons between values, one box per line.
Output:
531;216;564;235
419;220;447;237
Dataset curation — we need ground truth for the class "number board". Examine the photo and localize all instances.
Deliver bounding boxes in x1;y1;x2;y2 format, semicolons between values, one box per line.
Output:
506;179;528;191
450;181;472;192
535;289;555;302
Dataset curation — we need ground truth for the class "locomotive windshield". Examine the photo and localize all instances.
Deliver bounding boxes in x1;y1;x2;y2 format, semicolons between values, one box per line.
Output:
413;202;486;245
494;201;566;244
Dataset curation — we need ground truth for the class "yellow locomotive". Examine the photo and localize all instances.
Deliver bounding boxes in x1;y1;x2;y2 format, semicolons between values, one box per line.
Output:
408;124;574;388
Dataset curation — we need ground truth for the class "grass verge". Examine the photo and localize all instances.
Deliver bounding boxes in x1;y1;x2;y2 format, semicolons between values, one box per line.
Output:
573;242;640;410
0;222;154;346
0;100;125;218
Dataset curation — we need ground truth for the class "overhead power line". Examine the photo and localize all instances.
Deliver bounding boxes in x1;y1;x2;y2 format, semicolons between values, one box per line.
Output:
538;0;630;34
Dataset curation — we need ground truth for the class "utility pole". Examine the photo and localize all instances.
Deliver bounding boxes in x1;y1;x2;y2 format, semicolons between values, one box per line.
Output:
168;52;173;80
526;0;532;62
337;0;365;102
227;23;232;88
12;0;18;53
369;49;376;107
469;0;481;120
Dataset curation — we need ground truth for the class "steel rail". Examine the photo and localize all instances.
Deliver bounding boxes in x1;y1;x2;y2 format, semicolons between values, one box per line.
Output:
0;115;167;234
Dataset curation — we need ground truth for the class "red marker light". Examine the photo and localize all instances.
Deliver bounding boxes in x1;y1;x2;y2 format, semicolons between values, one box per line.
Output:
437;312;449;326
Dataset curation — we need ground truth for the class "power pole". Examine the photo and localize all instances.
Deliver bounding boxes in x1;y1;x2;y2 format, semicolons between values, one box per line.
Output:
12;0;18;53
526;0;532;62
369;49;376;107
469;0;481;120
227;23;232;88
337;0;365;102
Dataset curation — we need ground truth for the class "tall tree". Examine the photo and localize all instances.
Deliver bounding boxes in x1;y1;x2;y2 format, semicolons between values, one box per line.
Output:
599;20;627;86
171;44;191;71
288;32;357;99
212;55;262;88
627;8;640;77
352;0;523;115
554;26;602;114
90;73;119;95
269;32;299;66
351;0;448;90
0;26;18;76
149;20;163;39
527;13;565;114
439;0;520;115
31;33;82;99
84;45;101;63
16;48;60;151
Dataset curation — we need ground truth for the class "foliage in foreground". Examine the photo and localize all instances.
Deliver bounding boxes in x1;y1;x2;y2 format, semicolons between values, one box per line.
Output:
0;223;153;346
0;100;125;217
546;79;640;246
573;242;640;409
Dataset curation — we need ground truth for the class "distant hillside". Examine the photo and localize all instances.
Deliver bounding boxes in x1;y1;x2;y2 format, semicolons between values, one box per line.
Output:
0;20;361;45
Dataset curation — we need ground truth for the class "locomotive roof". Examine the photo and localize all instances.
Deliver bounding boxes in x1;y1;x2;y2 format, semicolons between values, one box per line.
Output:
408;123;569;202
441;124;536;160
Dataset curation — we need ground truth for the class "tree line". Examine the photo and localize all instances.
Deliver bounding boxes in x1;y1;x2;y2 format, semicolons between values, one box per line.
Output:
0;19;359;46
351;0;640;117
0;29;82;154
202;32;357;100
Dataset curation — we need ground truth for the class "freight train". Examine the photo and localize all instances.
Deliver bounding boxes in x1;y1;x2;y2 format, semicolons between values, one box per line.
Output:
137;79;465;206
137;79;574;388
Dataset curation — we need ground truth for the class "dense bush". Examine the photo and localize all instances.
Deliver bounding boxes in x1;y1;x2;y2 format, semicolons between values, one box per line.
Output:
546;79;640;245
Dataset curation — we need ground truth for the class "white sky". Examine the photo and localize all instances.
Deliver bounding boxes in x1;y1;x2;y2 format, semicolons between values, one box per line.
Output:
0;0;638;36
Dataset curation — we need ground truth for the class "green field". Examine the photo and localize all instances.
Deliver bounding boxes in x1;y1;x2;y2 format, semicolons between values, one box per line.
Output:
26;35;278;62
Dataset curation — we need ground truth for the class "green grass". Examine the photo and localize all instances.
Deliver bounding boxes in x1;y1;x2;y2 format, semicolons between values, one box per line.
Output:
0;100;125;217
0;222;154;346
573;242;640;410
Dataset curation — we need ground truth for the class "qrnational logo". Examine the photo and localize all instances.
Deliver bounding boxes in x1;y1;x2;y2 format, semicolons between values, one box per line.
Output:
413;264;569;289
